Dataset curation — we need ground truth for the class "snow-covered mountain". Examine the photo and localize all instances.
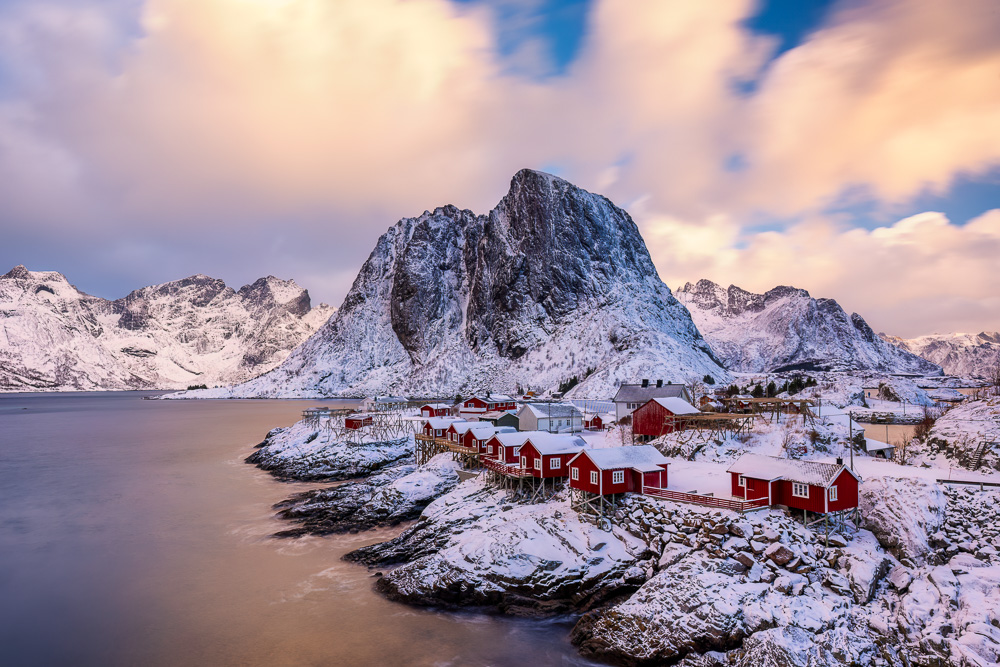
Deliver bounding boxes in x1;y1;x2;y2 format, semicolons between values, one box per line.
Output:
881;332;1000;380
0;266;334;391
675;279;941;375
189;169;726;399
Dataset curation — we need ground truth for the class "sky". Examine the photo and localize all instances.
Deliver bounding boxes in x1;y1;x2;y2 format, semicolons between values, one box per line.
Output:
0;0;998;338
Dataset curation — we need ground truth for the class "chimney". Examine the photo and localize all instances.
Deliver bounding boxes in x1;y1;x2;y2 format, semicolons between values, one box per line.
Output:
836;457;843;465
656;379;663;388
641;379;649;388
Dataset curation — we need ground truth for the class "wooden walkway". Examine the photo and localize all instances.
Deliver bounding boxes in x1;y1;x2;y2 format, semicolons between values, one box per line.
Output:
643;488;770;512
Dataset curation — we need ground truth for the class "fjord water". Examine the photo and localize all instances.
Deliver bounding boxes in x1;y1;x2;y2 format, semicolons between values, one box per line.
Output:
0;392;590;666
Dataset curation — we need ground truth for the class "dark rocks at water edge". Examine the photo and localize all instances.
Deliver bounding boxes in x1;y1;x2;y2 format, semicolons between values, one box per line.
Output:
246;421;412;481
344;480;650;618
271;456;461;537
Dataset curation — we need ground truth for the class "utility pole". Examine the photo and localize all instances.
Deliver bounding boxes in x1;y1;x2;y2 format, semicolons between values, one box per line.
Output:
848;412;855;471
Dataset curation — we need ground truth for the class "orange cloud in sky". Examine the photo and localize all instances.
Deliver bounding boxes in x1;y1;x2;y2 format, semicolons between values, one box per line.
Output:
0;0;997;337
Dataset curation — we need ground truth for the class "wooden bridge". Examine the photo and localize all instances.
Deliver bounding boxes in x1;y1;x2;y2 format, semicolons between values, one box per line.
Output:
643;488;770;512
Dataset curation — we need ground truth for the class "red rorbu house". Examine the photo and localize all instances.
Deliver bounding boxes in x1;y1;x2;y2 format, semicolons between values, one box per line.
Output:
518;434;586;479
727;453;861;516
446;422;514;450
460;394;517;418
344;414;374;430
421;417;464;439
632;397;701;440
584;414;606;431
567;445;669;496
481;432;530;465
420;403;452;418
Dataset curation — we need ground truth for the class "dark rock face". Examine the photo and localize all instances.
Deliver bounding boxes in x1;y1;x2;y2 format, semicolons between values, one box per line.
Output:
228;169;725;398
677;279;942;374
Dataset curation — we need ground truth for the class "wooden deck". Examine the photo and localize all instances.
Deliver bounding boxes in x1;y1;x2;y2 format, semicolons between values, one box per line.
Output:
481;456;533;479
643;488;770;512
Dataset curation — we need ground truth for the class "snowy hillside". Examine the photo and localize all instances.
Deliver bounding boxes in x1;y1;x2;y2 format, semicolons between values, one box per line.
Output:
0;265;333;391
882;332;1000;380
187;169;726;399
676;279;941;375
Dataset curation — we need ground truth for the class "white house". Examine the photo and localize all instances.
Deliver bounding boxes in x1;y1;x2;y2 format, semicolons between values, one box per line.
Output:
517;403;584;433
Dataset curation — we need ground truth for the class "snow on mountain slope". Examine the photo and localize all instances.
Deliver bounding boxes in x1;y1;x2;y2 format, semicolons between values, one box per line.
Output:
881;332;1000;380
0;265;334;391
188;169;726;399
675;279;941;375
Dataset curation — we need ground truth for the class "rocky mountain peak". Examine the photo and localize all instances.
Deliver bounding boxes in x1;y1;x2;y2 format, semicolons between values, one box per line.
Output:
3;265;31;280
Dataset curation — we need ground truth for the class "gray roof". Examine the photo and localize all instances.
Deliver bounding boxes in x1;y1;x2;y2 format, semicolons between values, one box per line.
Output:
613;383;688;403
520;403;583;419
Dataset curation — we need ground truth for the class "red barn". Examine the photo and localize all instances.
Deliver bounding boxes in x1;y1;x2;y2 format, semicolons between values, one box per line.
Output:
567;446;669;496
482;432;531;464
727;453;861;514
345;414;373;430
460;394;517;417
421;417;463;438
420;403;452;418
518;434;586;479
632;397;701;440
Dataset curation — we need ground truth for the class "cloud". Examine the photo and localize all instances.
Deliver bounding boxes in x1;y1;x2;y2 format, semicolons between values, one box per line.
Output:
644;209;1000;338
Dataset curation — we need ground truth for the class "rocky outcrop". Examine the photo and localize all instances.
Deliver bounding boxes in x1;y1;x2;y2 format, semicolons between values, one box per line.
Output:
346;481;647;616
272;455;461;536
0;266;333;391
859;477;946;564
883;331;1000;380
676;279;941;374
191;169;726;399
246;420;412;482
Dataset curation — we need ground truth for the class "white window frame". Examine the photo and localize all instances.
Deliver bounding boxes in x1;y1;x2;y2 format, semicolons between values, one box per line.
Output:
534;458;541;470
520;456;527;469
828;485;838;502
489;445;494;454
612;470;625;484
550;457;560;469
738;475;746;488
590;471;599;485
792;482;809;498
571;467;579;481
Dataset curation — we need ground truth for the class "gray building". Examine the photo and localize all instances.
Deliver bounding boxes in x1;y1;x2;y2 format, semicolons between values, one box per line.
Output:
613;381;692;421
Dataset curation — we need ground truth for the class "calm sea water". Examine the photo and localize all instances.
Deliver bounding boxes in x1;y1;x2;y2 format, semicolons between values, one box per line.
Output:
0;392;593;667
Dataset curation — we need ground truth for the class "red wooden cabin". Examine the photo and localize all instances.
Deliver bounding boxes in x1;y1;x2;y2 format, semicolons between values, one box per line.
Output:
420;403;452;418
482;432;531;464
460;395;517;416
345;414;373;430
727;453;861;514
518;434;586;479
567;446;669;496
421;417;463;438
584;415;604;431
632;397;700;440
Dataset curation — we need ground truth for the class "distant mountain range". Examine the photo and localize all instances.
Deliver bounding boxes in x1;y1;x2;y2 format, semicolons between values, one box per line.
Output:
0;266;333;391
675;279;941;375
880;332;1000;380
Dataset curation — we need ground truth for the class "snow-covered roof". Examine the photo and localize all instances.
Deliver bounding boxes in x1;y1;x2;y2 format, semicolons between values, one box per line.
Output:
614;383;688;403
481;410;517;419
421;403;451;409
424;417;464;429
572;445;669;471
366;396;408;404
522;433;586;455
469;394;515;403
519;403;583;419
649;397;700;415
490;432;532;448
865;438;896;452
727;454;861;487
449;421;483;434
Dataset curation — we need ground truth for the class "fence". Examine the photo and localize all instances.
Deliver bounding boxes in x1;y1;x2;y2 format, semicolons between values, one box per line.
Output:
643;487;770;512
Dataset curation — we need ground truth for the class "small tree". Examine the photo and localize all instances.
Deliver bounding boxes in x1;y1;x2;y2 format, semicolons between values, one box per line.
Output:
766;380;777;398
751;383;764;398
703;374;716;386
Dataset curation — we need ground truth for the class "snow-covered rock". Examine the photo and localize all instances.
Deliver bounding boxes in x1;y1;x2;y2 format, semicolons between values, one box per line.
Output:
246;420;412;481
676;279;940;375
191;169;726;399
347;480;646;615
883;331;1000;380
272;454;461;536
920;398;1000;471
0;266;333;391
859;477;947;564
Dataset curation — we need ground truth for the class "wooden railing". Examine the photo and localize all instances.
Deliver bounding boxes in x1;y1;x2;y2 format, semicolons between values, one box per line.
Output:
481;457;533;478
643;488;770;512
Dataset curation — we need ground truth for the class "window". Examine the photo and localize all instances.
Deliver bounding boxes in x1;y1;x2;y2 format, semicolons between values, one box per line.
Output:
489;445;494;454
792;482;809;498
828;486;838;501
738;475;746;488
521;456;527;469
571;467;579;481
550;457;560;469
534;458;541;470
612;470;625;484
590;471;599;485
